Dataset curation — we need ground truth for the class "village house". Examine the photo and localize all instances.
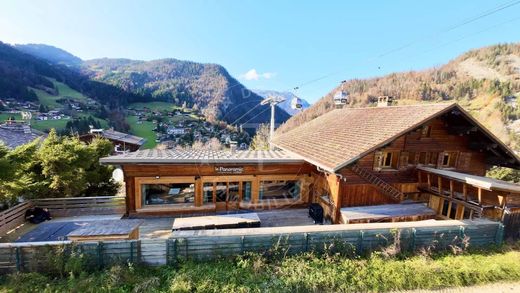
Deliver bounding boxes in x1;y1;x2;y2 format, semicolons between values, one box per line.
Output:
0;119;46;149
100;103;520;228
81;128;146;154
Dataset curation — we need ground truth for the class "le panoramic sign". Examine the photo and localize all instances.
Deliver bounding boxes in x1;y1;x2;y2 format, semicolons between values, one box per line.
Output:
214;166;244;174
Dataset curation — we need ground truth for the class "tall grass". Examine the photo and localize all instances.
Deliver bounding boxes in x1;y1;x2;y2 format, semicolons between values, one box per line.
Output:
1;246;520;293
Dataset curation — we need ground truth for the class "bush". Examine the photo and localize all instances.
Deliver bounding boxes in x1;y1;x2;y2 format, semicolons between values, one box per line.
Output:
1;248;520;292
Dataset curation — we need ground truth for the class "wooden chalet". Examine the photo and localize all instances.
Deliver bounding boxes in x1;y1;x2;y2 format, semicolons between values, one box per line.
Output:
100;103;520;232
80;129;146;153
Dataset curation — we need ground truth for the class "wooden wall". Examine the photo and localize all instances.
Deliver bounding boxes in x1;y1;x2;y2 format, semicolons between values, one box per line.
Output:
304;117;494;224
122;162;315;216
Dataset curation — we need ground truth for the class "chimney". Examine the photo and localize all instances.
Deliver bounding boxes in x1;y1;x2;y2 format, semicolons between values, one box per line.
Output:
229;141;237;153
377;96;393;107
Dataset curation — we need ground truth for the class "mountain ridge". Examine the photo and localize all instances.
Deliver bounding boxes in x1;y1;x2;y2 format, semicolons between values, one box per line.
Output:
276;43;520;150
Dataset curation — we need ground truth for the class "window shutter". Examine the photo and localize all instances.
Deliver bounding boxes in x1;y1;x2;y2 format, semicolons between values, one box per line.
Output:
373;151;383;171
458;152;472;170
437;151;445;168
399;151;409;169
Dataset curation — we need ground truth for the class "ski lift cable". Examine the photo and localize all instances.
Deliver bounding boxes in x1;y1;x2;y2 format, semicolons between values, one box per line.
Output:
292;0;520;91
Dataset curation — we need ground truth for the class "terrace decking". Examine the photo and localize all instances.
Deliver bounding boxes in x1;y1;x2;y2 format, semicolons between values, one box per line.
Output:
340;203;437;224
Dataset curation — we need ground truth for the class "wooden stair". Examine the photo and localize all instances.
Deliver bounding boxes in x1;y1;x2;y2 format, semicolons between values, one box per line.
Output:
350;165;403;201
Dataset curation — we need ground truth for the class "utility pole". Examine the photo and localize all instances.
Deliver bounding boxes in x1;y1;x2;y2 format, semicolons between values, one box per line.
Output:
260;96;285;150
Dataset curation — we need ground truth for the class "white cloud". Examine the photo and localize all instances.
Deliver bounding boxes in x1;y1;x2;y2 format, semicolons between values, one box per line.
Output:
241;69;276;81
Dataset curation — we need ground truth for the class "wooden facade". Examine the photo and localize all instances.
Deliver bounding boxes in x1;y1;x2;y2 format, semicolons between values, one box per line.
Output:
104;104;520;229
311;115;520;224
122;162;315;217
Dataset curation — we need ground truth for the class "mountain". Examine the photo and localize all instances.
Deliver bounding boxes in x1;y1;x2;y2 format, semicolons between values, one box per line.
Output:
254;90;310;116
277;43;520;150
82;58;291;126
0;41;151;131
14;43;83;67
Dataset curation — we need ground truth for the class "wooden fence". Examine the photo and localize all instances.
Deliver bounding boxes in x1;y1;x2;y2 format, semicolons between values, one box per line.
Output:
0;220;505;273
0;240;138;274
0;196;125;235
503;209;520;239
166;220;504;262
32;196;126;217
0;202;34;236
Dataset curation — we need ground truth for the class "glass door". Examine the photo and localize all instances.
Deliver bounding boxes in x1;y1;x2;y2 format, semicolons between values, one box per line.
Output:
215;182;227;211
227;182;240;210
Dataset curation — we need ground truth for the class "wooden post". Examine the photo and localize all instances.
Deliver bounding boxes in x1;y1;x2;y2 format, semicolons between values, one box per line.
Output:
427;173;431;189
477;188;482;204
15;247;21;272
463;184;468;201
449;180;454;198
437;177;442;195
97;242;104;268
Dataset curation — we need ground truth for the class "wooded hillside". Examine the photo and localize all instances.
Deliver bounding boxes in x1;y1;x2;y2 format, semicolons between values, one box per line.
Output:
277;43;520;150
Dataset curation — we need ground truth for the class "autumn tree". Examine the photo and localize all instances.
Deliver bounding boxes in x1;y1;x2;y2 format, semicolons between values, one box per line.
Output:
250;124;270;150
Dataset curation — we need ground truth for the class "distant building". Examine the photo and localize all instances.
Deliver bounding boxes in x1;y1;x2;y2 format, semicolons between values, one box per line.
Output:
167;127;185;135
80;128;146;154
0;120;46;149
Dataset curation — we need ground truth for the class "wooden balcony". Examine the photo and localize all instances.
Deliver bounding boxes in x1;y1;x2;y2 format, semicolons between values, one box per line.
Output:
417;166;520;220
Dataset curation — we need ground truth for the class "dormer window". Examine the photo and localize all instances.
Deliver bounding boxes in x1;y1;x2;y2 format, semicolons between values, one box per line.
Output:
421;125;432;138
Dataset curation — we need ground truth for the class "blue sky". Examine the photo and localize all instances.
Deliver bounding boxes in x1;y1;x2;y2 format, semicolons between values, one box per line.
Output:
1;0;520;103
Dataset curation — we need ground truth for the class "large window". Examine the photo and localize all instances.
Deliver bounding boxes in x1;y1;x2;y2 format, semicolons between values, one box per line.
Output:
203;183;213;203
259;180;300;200
242;181;252;202
141;183;195;206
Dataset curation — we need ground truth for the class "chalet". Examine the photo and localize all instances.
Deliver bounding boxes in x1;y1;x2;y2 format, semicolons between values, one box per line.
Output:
0;120;46;149
81;128;146;154
100;103;520;228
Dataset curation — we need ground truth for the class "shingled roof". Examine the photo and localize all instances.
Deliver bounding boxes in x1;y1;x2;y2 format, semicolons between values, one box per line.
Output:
272;103;467;172
100;149;303;164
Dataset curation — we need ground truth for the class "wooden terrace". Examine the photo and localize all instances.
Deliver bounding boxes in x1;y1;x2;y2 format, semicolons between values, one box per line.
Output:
417;166;520;220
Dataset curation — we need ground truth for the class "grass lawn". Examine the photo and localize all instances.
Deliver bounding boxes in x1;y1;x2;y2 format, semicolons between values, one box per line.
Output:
127;115;157;149
29;119;69;132
0;113;22;121
31;78;87;109
1;248;520;292
129;102;180;112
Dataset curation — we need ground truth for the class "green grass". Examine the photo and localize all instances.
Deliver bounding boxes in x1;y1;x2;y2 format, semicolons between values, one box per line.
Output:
1;113;108;133
29;119;68;132
126;115;157;149
129;102;180;112
1;249;520;292
31;78;87;109
0;113;22;121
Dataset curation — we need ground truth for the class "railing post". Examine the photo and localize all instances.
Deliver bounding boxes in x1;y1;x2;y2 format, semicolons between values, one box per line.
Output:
97;241;104;268
172;238;178;265
495;223;504;245
304;232;309;252
184;238;188;260
130;241;134;263
411;228;416;251
240;236;245;253
357;230;364;254
15;247;21;272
